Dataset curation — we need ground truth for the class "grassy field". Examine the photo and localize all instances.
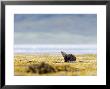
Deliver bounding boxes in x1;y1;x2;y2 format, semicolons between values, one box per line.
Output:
14;54;97;76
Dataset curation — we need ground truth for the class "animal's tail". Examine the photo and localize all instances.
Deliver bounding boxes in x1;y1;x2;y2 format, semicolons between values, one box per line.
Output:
61;51;67;57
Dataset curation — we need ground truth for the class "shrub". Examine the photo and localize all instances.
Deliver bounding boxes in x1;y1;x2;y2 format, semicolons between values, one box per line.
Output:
27;62;56;74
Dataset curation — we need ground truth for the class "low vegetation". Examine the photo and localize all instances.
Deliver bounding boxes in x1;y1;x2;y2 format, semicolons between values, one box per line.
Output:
14;54;97;76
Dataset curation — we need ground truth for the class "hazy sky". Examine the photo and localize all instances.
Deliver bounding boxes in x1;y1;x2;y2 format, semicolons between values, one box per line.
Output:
14;14;97;45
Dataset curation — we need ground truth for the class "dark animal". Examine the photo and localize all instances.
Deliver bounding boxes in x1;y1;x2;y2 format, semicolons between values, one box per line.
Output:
61;51;76;62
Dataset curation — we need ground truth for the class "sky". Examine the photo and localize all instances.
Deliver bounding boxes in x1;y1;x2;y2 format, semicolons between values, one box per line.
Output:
14;14;97;45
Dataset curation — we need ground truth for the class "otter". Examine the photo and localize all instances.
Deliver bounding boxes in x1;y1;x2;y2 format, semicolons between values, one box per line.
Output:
61;51;76;62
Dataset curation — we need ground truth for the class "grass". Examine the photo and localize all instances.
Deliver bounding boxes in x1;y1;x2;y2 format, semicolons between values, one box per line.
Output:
14;54;97;76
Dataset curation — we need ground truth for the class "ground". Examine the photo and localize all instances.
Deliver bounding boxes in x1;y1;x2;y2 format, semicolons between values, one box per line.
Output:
14;54;97;76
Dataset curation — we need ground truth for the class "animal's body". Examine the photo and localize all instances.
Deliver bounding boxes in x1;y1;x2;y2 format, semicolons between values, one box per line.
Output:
61;51;76;62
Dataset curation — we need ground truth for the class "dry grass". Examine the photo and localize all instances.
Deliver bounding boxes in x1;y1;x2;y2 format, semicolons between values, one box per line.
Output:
14;54;97;76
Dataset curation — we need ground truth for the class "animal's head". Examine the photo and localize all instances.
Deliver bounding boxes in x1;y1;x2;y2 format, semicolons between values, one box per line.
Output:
61;51;67;57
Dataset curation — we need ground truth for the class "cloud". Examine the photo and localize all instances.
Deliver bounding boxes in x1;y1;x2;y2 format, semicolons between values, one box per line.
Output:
14;14;97;44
